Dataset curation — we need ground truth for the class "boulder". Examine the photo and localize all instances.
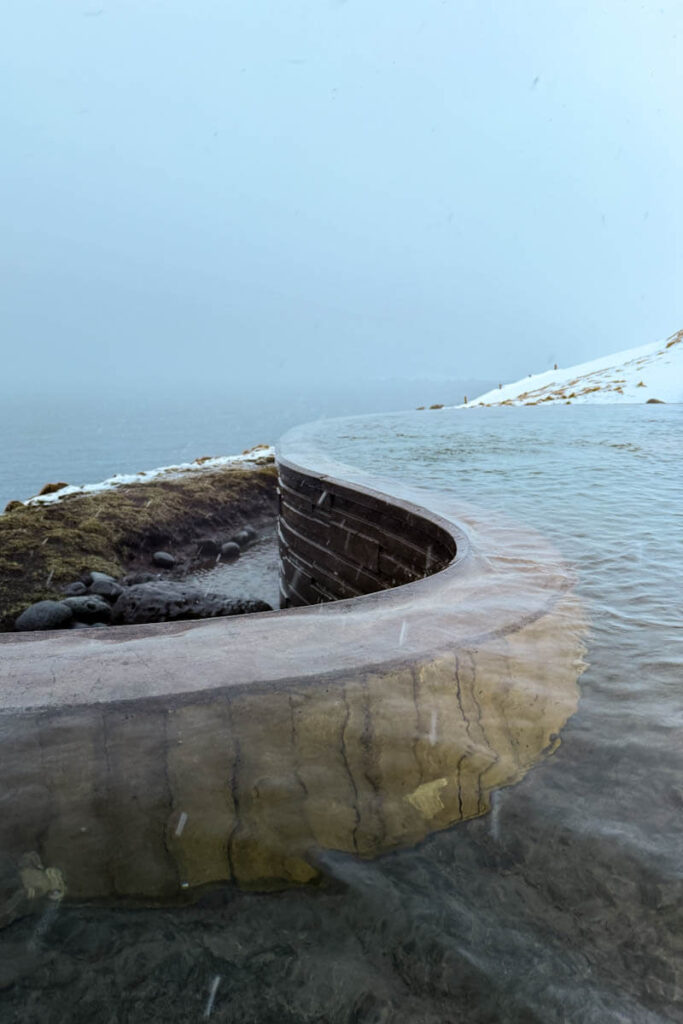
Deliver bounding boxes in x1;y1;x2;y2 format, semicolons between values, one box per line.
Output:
152;551;176;569
14;601;73;632
220;542;241;562
232;527;256;547
89;578;124;601
61;581;88;597
111;582;271;625
62;595;112;623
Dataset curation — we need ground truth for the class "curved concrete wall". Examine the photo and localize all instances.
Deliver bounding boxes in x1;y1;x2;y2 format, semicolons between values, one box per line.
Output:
278;459;457;607
0;456;585;917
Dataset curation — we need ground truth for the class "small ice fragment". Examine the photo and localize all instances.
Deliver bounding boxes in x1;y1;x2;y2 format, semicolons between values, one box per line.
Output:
428;709;437;746
204;975;221;1018
45;570;54;586
175;811;188;837
316;490;329;507
399;621;407;646
180;881;189;889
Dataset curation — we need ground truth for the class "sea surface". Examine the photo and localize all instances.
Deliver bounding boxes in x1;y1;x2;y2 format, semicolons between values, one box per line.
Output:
1;402;682;1023
0;379;491;510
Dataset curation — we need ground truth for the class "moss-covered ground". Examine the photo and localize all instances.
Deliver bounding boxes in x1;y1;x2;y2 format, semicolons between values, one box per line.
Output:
0;462;278;630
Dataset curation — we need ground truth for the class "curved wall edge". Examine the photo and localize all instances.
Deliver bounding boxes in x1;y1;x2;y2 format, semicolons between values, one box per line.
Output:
0;452;586;912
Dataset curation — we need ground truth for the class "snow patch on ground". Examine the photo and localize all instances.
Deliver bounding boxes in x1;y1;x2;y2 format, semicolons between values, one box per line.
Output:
20;446;275;508
460;330;683;408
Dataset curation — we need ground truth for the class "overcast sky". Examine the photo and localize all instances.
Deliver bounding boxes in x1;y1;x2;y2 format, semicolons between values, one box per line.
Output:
1;0;681;394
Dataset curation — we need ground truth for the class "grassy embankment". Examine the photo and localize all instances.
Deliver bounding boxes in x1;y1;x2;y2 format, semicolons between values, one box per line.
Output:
0;461;278;631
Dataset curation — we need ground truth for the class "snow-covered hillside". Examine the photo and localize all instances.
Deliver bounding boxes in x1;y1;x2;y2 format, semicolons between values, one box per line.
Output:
464;330;683;408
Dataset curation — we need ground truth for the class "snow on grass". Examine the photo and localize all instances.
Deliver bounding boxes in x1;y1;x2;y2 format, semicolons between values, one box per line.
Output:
21;445;275;507
459;329;683;408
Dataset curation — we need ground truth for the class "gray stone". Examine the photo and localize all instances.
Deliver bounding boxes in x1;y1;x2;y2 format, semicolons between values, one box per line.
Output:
62;595;112;623
89;578;124;601
61;581;87;597
220;541;241;562
111;582;271;625
88;571;117;585
14;601;73;632
152;551;176;569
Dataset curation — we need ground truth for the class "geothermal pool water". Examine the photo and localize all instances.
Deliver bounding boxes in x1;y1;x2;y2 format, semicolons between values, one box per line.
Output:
1;403;682;1023
185;528;281;611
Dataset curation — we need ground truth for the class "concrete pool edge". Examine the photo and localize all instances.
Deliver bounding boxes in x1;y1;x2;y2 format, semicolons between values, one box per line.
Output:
0;453;586;910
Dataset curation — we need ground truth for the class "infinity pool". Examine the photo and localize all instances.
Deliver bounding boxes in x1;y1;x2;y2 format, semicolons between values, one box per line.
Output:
1;403;681;1023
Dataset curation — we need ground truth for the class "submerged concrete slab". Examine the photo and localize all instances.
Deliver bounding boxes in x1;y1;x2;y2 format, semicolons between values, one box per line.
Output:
0;456;586;911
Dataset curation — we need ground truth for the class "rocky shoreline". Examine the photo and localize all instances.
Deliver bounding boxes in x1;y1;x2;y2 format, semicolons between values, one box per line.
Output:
0;453;278;632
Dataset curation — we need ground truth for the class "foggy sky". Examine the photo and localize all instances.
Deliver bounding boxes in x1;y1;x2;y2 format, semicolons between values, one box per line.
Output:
1;0;681;394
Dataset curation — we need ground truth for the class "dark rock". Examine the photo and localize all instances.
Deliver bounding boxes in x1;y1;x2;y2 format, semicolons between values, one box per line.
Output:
88;571;117;585
15;601;73;632
646;398;665;404
71;620;108;629
62;595;112;623
220;541;241;562
89;578;124;601
61;581;88;596
111;582;271;625
196;538;219;558
152;551;176;569
3;500;23;513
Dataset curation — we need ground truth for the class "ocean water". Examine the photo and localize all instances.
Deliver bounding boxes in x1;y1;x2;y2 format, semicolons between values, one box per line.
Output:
1;403;682;1023
0;379;492;509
